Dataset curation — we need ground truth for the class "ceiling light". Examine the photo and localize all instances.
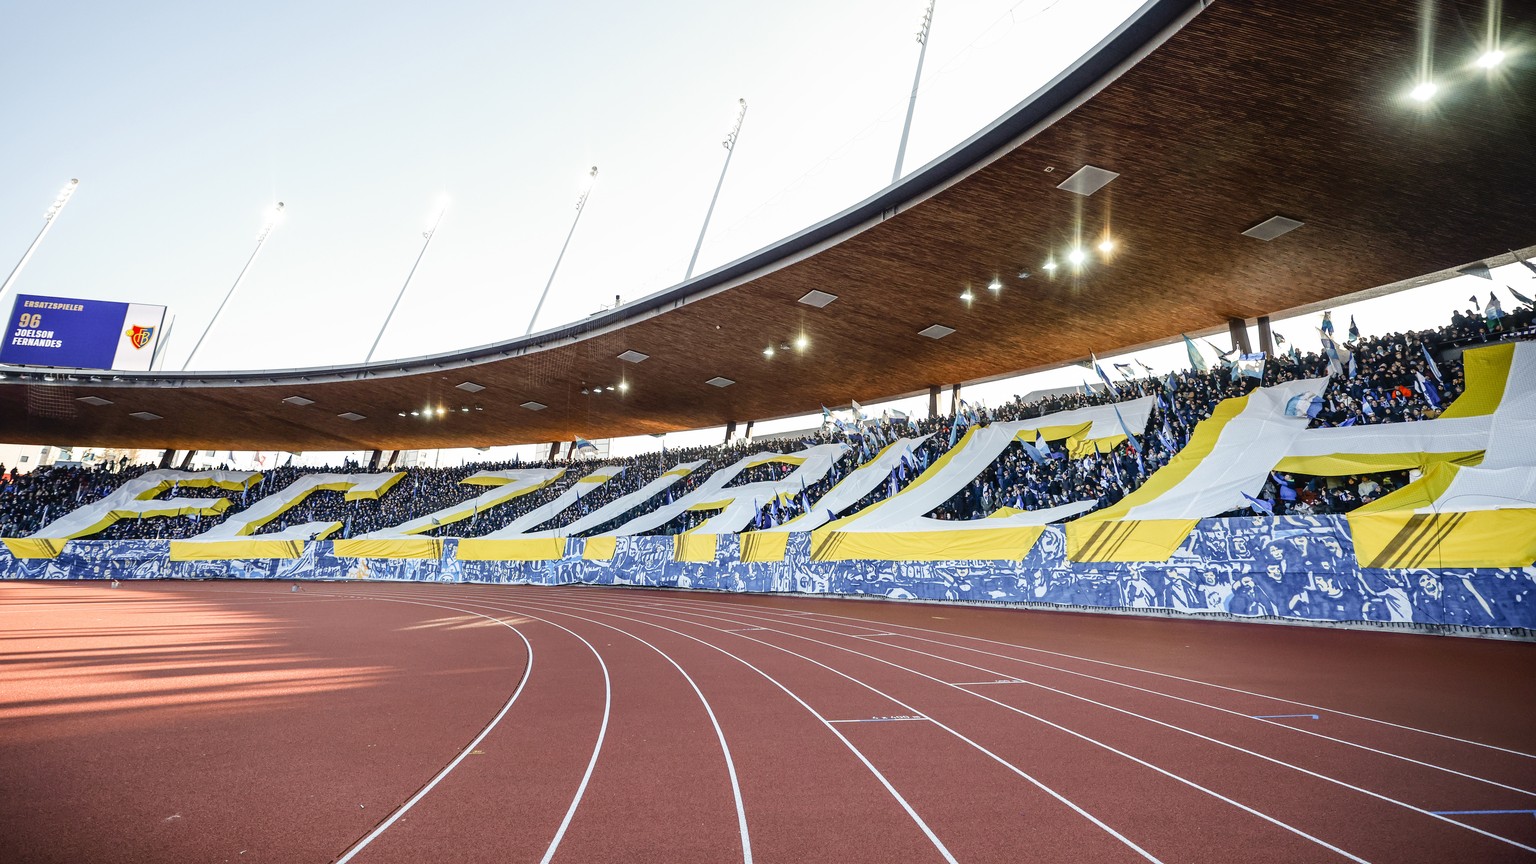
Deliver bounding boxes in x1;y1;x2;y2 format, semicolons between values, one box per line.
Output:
795;334;808;351
1476;50;1505;69
521;401;546;411
338;412;366;421
799;289;838;308
1242;215;1305;241
706;376;735;387
1067;247;1087;266
456;381;485;393
460;407;469;412
617;350;649;363
618;381;629;392
1042;259;1057;273
282;395;315;406
918;324;955;339
76;395;113;406
436;407;446;416
130;411;162;421
1097;238;1115;254
1409;81;1437;102
398;412;406;417
960;290;974;303
763;345;775;358
987;279;1002;292
1056;164;1119;196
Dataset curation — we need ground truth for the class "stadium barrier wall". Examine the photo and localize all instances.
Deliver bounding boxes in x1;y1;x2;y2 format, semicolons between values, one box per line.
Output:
2;515;1532;630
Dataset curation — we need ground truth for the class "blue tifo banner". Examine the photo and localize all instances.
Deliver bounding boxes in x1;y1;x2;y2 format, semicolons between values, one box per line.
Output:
3;516;1532;630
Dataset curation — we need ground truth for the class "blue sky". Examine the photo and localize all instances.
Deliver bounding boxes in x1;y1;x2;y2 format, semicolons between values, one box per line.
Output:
3;0;1154;370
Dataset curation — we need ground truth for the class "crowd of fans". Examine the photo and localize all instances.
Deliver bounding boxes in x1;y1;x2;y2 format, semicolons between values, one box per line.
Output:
1;303;1529;540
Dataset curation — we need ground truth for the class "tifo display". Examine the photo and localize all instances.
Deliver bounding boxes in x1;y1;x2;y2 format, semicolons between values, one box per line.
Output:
4;311;1532;632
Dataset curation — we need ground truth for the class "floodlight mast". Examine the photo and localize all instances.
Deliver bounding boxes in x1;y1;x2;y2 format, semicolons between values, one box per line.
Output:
893;0;937;184
367;199;449;363
182;202;284;370
0;179;80;312
526;166;599;336
686;98;748;281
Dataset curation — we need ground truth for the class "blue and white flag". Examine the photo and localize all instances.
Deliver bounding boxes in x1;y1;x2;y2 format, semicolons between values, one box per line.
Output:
1347;315;1360;342
1182;334;1207;372
1509;284;1536;309
1242;492;1274;515
1163;372;1178;394
1485;293;1504;324
849;400;867;422
1091;353;1117;391
1113;362;1136;380
1415;371;1442;409
1237;352;1266;380
1420;343;1442;382
574;436;599;456
1320;310;1334;334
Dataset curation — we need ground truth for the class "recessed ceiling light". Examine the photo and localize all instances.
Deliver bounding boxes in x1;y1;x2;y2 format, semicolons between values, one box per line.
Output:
130;411;162;421
398;412;407;417
455;381;485;393
521;401;547;411
1409;81;1437;102
987;279;1002;292
919;324;955;339
706;376;735;387
960;290;974;303
76;395;113;406
338;412;366;421
617;350;649;363
1042;259;1057;273
799;289;837;308
794;334;809;351
763;345;775;358
282;395;315;406
1476;49;1505;69
1056;164;1119;196
1242;215;1304;241
1067;247;1087;266
618;381;629;392
435;407;446;416
1097;238;1115;254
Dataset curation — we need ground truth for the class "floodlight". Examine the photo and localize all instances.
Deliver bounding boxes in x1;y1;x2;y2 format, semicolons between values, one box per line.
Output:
1409;81;1437;102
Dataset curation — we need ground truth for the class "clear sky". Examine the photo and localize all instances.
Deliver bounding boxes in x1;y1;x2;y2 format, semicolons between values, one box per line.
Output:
3;0;1152;371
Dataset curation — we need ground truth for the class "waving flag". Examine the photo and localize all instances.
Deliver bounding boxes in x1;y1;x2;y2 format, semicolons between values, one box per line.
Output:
1091;353;1117;391
573;436;598;456
1237;352;1266;380
849;400;867;422
1347;315;1360;342
1320;310;1334;334
1509;284;1536;309
1242;492;1274;515
1182;334;1207;372
1485;293;1504;325
1415;371;1442;409
1113;362;1136;380
1419;342;1443;382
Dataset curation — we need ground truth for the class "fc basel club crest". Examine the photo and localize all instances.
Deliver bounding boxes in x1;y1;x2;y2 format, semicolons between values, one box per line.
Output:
125;325;155;350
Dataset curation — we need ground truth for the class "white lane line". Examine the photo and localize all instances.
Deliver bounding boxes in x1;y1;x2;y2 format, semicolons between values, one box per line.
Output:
523;594;1163;864
596;596;1530;857
646;596;1536;798
431;596;755;864
827;716;929;724
327;597;534;864
419;590;960;864
652;592;1536;761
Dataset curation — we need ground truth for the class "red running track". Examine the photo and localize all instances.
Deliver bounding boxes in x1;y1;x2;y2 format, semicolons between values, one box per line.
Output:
2;581;1534;863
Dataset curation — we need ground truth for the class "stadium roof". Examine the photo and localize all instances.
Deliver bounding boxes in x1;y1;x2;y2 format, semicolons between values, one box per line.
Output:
4;0;1534;452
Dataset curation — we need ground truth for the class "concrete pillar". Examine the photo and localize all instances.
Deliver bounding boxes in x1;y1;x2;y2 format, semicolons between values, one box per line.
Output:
368;449;382;471
928;385;941;419
178;450;195;469
724;420;738;444
547;442;560;461
949;383;962;415
158;448;174;468
1256;316;1275;357
1228;317;1252;354
386;449;400;468
742;420;754;440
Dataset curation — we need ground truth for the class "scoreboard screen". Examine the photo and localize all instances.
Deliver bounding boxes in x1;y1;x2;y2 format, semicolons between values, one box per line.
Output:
1;294;168;371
